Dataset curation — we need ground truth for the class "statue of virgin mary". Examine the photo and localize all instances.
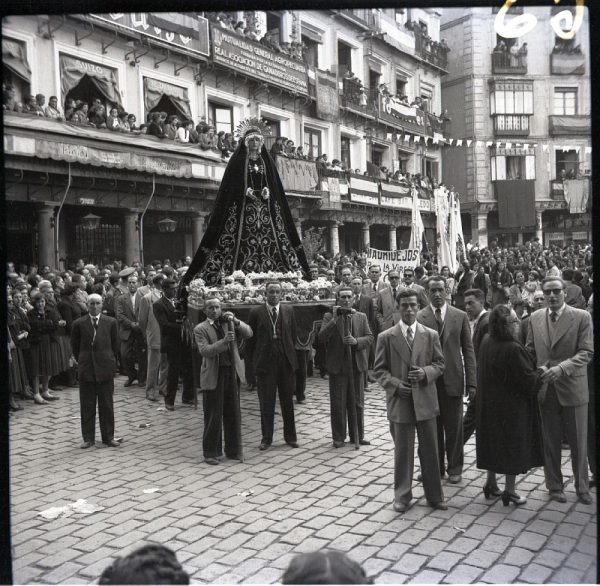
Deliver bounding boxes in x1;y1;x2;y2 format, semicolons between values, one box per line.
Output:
181;118;310;288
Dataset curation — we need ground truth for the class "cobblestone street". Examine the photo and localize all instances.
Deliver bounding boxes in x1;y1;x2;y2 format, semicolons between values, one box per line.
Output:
9;375;597;584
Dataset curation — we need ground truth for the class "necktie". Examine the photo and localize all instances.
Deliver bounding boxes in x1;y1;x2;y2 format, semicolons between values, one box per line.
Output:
435;308;443;334
92;317;98;330
354;294;359;308
550;312;558;323
373;283;377;292
406;326;413;346
272;306;278;323
392;288;397;302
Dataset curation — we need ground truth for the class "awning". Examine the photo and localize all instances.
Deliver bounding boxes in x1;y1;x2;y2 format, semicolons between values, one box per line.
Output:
60;55;122;106
2;38;31;83
143;77;192;120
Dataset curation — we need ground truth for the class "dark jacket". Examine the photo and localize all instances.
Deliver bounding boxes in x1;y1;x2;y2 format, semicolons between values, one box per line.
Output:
71;315;118;382
476;335;543;474
27;309;58;345
152;296;183;354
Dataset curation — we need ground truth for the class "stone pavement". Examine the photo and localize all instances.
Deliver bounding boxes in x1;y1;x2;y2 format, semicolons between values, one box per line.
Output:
9;374;597;584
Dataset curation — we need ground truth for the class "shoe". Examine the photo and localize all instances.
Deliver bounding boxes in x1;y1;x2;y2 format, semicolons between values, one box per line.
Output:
429;500;449;511
33;394;48;405
9;396;23;411
578;493;593;505
359;439;371;446
41;391;59;401
259;442;270;451
501;491;526;506
164;404;175;411
105;440;121;447
393;501;410;513
417;472;445;482
367;374;376;383
113;437;123;444
80;441;94;449
204;457;219;465
447;474;462;484
549;490;567;503
297;399;306;405
226;454;243;461
23;388;35;400
124;378;136;387
159;390;166;397
483;483;503;499
333;441;345;448
287;441;299;448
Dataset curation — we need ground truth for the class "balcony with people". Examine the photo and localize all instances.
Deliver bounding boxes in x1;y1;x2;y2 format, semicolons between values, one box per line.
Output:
491;38;528;75
550;37;585;75
404;20;449;71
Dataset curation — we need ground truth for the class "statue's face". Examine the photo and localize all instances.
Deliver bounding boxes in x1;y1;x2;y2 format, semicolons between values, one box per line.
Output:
246;134;263;154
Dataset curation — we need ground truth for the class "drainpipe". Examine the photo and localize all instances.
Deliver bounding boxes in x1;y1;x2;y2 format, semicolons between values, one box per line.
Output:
54;163;72;270
138;174;156;267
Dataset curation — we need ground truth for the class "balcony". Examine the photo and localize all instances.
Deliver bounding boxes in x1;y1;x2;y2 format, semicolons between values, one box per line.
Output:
413;31;449;71
548;114;591;136
336;9;378;30
551;44;585;75
491;51;527;75
339;81;377;117
493;114;530;137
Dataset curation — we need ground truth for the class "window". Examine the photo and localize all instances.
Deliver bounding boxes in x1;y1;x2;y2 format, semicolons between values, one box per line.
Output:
422;158;439;183
266;12;282;41
371;145;386;168
209;102;233;134
491;154;535;181
340;136;351;169
262;117;281;152
394;8;407;26
368;69;380;91
397;148;411;174
556;149;579;179
396;77;407;98
554;88;577;115
337;41;353;76
420;84;433;112
302;35;319;68
2;37;31;105
490;81;534;114
304;127;321;159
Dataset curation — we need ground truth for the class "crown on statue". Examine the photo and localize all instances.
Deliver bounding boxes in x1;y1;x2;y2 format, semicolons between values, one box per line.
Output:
235;117;272;141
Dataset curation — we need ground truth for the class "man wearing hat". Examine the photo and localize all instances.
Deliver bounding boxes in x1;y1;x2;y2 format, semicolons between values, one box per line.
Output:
153;278;194;410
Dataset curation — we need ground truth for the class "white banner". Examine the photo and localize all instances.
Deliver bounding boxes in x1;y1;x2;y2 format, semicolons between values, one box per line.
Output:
367;248;420;275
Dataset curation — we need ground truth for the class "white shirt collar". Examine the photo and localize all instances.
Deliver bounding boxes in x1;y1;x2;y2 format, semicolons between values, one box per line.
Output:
548;304;566;319
399;320;416;337
90;314;100;323
267;303;280;312
430;303;447;320
471;309;487;324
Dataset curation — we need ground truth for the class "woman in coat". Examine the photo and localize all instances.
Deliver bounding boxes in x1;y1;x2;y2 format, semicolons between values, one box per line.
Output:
27;293;61;404
10;289;34;400
490;261;512;307
476;304;544;505
57;284;81;386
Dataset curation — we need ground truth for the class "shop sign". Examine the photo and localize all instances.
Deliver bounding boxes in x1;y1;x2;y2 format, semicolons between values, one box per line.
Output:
572;231;588;241
211;25;308;95
90;13;210;57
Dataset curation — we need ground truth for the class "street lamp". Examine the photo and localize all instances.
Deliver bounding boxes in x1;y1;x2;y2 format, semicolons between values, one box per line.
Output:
81;212;101;230
157;217;177;233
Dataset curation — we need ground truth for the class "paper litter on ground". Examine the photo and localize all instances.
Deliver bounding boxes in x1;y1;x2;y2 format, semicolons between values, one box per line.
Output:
143;487;161;494
39;499;104;520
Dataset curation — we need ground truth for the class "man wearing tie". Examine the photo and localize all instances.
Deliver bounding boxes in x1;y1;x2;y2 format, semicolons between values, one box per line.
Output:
376;270;402;333
71;294;122;448
526;277;593;505
115;272;144;387
319;286;373;447
362;264;386;298
462;288;490;445
417;276;476;484
375;289;446;512
246;281;299;450
153;278;194;411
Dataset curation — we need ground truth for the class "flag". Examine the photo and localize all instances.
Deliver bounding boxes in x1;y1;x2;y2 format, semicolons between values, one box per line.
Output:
434;187;453;272
409;186;425;254
453;193;466;266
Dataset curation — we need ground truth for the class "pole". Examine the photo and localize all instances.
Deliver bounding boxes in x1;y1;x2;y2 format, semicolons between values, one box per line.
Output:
139;174;156;267
344;314;360;450
54;162;72;270
227;316;244;462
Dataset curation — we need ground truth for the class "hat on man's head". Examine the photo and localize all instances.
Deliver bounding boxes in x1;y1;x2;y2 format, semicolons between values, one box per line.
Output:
118;267;136;279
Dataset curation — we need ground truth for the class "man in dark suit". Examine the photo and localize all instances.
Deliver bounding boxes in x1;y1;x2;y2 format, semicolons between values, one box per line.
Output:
351;276;378;391
153;279;194;411
194;296;253;464
526;277;593;505
115;272;144;386
417;276;476;484
333;266;354;297
375;289;446;512
71;294;122;448
246;281;299;450
319;286;374;447
562;268;586;309
462;288;490;444
453;260;475;311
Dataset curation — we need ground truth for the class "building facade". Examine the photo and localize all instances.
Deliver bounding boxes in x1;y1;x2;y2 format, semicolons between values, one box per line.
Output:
440;5;591;248
3;8;450;270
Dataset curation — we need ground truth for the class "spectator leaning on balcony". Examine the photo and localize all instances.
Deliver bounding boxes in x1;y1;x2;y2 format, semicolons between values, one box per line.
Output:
3;84;22;111
43;95;63;120
117;110;131;132
221;132;235;158
146;112;165;138
70;102;90;126
199;125;218;150
175;120;192;143
22;94;44;116
88;103;106;128
106;107;121;131
164;115;179;140
64;98;76;120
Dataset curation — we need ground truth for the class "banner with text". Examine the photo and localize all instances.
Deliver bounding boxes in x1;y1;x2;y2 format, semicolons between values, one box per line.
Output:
349;175;380;206
367;247;420;275
211;25;309;95
275;155;318;192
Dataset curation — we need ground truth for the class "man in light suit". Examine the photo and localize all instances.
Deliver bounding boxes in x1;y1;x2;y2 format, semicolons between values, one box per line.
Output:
462;288;490;444
153;279;194;410
526;276;593;505
417;276;476;484
402;268;429;309
138;274;167;402
319;286;374;447
194;296;253;464
375;289;446;512
115;273;144;386
71;294;122;448
361;264;386;298
352;276;378;391
376;270;402;333
246;281;299;450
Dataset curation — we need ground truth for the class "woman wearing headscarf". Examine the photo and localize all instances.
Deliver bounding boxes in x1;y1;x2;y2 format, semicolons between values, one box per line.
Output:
57;284;82;387
490;260;512;307
476;305;544;505
181;117;310;289
10;289;34;401
27;293;61;404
